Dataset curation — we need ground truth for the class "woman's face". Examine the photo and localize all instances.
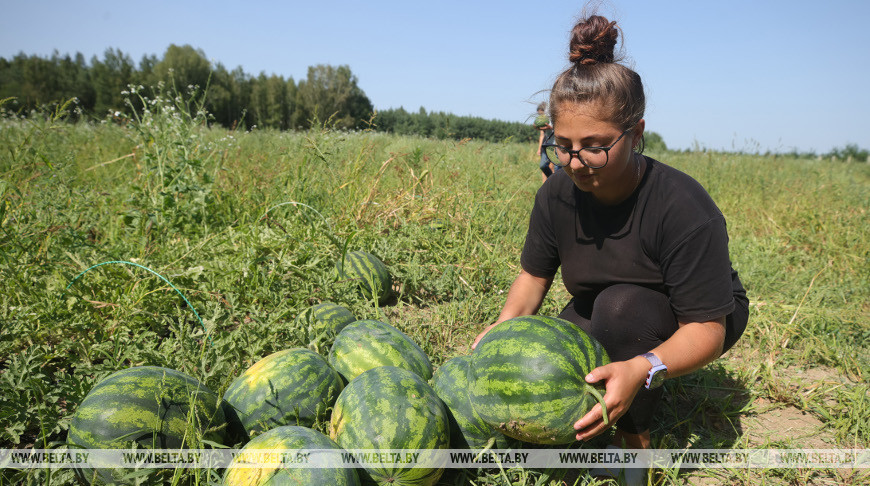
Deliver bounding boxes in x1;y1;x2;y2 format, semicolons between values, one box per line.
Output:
552;102;645;204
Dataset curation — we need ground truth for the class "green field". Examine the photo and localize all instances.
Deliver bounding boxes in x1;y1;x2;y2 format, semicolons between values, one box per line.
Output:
1;96;868;485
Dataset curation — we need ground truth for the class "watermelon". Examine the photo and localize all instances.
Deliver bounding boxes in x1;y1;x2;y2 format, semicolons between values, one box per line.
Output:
223;348;344;436
468;315;610;445
68;366;245;484
329;366;450;486
328;320;432;382
293;301;356;353
223;425;360;486
430;355;514;451
335;251;392;304
534;114;549;128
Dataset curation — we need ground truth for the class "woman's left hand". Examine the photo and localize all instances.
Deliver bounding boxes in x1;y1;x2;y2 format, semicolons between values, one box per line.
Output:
573;357;650;441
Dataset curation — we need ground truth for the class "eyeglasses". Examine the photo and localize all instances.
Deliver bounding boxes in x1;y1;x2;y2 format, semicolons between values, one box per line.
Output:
542;126;634;169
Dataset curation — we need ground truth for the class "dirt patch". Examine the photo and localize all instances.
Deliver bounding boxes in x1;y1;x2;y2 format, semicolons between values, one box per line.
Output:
719;347;840;446
776;363;859;389
743;398;832;448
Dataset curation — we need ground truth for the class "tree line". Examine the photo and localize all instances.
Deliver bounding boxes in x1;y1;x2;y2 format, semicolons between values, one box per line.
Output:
0;45;369;132
5;45;866;159
0;45;547;144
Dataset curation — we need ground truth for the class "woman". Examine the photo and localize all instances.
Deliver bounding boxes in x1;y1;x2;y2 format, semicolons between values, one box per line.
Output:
535;102;555;182
473;14;749;458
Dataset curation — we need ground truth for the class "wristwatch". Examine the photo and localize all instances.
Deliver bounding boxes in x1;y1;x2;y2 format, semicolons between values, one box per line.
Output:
640;352;667;389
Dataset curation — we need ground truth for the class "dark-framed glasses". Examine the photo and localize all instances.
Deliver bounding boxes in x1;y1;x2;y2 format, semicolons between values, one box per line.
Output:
542;126;634;169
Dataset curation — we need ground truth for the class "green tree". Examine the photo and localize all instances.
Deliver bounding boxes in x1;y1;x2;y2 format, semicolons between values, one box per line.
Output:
371;107;536;143
0;53;47;110
0;52;91;117
826;144;868;162
90;48;136;115
152;44;211;92
138;53;159;82
644;132;667;152
250;73;296;130
293;64;372;130
207;63;249;129
60;52;95;113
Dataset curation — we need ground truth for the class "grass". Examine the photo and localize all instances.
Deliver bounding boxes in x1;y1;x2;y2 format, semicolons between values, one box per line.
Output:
0;94;868;485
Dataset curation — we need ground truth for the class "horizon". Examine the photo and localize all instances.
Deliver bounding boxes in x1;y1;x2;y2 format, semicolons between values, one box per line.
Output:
1;1;868;154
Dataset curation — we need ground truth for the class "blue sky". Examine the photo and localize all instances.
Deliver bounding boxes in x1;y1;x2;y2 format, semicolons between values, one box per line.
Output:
2;0;868;153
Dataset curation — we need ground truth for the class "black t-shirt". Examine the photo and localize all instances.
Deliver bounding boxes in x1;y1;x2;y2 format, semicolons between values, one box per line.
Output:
520;155;747;324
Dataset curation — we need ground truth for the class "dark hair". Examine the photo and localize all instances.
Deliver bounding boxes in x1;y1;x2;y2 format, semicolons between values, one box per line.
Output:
549;15;645;131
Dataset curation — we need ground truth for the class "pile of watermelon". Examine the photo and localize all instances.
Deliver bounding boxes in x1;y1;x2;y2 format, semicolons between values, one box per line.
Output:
67;249;610;485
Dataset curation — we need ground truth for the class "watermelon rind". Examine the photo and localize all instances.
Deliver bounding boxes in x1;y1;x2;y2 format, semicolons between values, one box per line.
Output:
468;315;610;445
223;425;360;486
68;366;243;484
329;366;450;486
223;348;344;437
430;355;515;451
335;251;393;304
293;301;357;353
328;320;432;382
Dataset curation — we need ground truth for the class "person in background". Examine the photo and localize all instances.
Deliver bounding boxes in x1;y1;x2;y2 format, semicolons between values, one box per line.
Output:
474;12;748;485
534;102;555;182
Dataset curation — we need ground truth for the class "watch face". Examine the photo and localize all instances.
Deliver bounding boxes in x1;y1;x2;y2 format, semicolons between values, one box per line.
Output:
649;369;666;389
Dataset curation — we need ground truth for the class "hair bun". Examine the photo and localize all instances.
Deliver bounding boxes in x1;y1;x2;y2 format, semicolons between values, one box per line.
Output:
568;15;619;65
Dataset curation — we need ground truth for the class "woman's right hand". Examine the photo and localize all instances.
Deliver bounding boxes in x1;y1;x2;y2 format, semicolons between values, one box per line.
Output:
573;357;649;441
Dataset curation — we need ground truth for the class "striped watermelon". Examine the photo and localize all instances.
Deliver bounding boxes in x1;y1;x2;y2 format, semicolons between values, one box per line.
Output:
223;348;344;436
430;355;514;451
335;251;392;304
223;425;360;486
329;366;449;486
328;320;432;382
468;315;610;445
68;366;244;484
293;301;356;353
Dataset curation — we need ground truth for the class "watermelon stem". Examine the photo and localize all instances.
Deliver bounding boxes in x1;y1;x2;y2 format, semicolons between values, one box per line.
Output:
470;436;511;484
585;384;609;426
64;260;211;344
473;436;514;484
472;436;498;462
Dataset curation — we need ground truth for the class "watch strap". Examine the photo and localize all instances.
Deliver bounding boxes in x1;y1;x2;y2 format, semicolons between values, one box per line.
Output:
640;352;667;390
641;352;663;368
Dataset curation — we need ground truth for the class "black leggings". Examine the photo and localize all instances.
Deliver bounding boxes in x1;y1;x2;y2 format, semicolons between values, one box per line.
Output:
558;284;747;434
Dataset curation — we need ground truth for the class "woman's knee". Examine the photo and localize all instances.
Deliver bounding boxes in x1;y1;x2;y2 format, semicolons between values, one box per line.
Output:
592;285;672;326
588;284;678;359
